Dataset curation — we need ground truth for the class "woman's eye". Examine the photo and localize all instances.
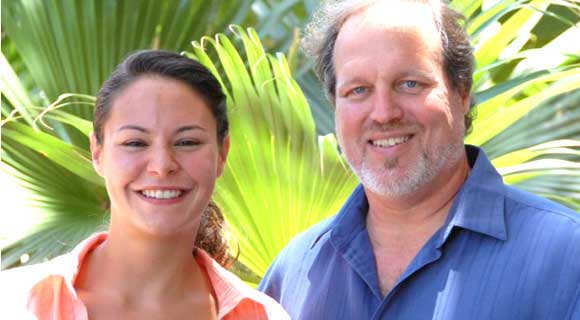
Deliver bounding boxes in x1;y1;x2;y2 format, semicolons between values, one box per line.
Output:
175;139;201;147
122;140;146;147
403;80;418;88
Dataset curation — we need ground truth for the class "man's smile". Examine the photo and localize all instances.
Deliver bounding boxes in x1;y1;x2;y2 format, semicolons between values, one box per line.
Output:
370;135;413;148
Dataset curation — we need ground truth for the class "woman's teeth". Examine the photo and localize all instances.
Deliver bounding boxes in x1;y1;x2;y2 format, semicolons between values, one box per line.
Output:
140;190;183;199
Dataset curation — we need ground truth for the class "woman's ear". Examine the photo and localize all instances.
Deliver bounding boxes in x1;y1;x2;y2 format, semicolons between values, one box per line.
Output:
217;135;230;177
460;89;471;115
90;133;104;177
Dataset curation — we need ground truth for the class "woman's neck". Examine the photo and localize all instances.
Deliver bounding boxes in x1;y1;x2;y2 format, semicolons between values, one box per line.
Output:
73;226;213;313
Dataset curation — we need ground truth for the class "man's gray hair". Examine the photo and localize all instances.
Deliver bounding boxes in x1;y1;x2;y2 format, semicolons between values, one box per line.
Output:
302;0;475;133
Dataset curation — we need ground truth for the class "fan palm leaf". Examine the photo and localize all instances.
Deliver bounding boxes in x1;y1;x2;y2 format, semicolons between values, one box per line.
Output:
1;0;579;284
186;27;357;276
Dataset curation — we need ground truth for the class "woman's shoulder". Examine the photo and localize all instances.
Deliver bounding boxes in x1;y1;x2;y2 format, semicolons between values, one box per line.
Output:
222;297;289;320
1;255;67;291
222;279;290;320
1;233;105;291
194;249;290;320
0;233;105;317
0;257;68;317
220;277;291;320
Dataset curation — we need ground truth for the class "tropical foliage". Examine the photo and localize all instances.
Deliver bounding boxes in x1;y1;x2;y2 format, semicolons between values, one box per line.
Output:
1;0;579;285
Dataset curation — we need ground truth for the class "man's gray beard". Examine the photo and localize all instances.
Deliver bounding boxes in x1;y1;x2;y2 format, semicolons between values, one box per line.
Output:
350;137;465;198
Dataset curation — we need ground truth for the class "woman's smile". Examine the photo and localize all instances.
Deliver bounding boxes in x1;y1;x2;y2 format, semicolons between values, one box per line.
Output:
91;76;228;236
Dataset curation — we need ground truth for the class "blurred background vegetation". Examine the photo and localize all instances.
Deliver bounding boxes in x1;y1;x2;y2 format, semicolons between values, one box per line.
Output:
1;0;579;285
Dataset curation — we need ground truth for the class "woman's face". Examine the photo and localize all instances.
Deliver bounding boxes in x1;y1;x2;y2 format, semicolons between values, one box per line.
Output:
91;76;229;238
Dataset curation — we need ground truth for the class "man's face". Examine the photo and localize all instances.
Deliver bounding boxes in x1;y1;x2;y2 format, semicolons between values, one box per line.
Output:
333;1;469;198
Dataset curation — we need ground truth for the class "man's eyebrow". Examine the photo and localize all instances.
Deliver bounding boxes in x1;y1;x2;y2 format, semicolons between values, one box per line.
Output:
336;75;368;89
403;70;435;78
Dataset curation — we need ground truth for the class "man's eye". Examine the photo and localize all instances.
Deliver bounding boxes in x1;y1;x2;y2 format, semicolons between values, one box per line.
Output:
352;87;368;95
403;80;418;88
123;140;146;147
397;80;425;94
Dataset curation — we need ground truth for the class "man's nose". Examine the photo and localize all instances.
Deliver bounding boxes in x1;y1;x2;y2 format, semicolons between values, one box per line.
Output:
147;146;179;177
369;89;403;123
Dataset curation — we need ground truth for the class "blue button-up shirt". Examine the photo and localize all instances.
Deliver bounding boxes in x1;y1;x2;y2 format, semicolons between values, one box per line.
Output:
259;146;580;319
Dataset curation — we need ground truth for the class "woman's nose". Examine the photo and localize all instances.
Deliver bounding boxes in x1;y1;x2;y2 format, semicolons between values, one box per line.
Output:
146;146;179;177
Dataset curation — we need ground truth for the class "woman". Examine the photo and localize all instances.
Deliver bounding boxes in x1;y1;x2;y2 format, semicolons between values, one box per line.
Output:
2;50;289;320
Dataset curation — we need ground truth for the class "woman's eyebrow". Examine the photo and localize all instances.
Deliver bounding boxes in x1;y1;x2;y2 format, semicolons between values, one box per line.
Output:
117;125;148;133
176;125;206;133
116;125;206;133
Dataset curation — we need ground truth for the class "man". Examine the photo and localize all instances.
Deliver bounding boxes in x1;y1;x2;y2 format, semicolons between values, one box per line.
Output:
259;0;580;319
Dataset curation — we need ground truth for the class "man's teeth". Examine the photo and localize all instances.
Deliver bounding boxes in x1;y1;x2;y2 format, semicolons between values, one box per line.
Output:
141;190;183;199
372;135;410;147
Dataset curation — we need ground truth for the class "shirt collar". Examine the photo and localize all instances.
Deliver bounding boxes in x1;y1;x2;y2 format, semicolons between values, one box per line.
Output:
27;233;272;319
326;185;369;250
319;145;507;250
55;232;108;292
24;232;107;318
72;235;274;317
194;248;273;319
438;145;507;245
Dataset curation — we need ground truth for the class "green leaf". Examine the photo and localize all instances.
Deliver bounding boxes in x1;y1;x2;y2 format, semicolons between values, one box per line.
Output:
491;140;580;169
1;122;103;186
189;28;357;277
473;0;548;71
467;71;580;146
2;1;579;281
0;52;37;127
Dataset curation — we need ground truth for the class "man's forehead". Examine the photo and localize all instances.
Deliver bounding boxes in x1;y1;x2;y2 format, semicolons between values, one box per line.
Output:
341;0;441;35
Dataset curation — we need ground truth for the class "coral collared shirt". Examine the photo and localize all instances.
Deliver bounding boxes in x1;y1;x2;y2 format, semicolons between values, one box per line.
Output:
1;233;289;320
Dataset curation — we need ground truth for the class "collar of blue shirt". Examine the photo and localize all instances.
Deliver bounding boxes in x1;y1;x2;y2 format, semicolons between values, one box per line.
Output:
310;145;508;252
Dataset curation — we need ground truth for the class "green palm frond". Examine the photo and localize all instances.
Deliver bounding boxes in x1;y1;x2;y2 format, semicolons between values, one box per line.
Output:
1;0;256;149
453;0;580;209
468;65;580;147
188;26;357;276
1;0;579;281
1;26;358;278
1;52;107;269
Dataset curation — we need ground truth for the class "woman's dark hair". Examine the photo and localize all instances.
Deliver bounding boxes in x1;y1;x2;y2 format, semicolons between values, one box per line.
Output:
94;50;228;145
93;50;236;268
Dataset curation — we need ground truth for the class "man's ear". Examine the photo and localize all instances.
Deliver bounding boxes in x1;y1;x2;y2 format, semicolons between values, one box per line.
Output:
216;135;230;177
90;133;104;177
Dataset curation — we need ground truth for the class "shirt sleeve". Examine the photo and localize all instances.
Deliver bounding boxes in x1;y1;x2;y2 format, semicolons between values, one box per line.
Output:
258;251;285;302
0;264;48;319
221;297;289;320
567;282;580;319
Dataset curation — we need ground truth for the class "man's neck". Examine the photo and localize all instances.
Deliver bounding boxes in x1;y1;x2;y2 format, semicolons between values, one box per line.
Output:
365;154;470;229
364;155;470;296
